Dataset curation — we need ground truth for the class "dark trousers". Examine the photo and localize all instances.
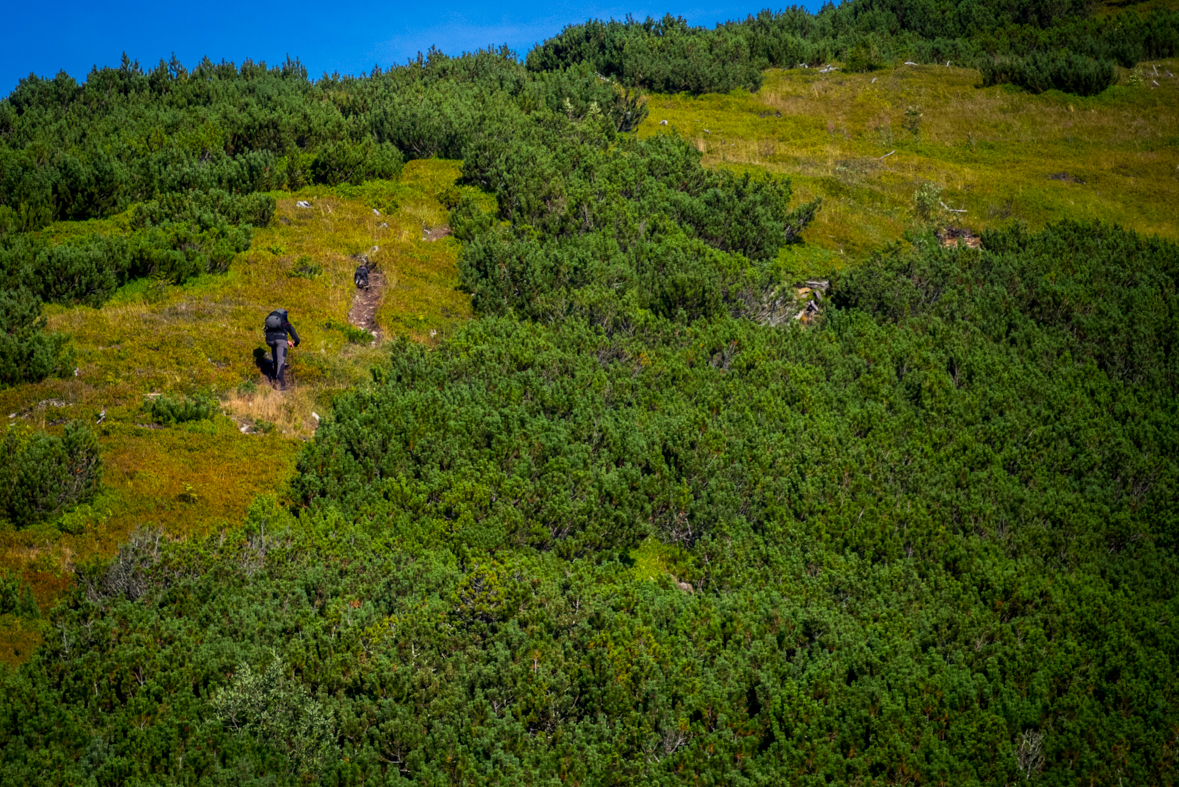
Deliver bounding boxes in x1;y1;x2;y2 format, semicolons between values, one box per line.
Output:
269;341;288;388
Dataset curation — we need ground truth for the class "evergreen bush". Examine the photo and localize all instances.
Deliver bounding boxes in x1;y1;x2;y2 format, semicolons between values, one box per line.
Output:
979;50;1118;95
144;393;218;425
0;287;71;387
0;422;102;526
0;572;39;618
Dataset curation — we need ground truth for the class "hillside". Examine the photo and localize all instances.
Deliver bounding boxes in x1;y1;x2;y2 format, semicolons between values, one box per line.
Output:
642;60;1179;261
0;161;484;660
1;1;1178;783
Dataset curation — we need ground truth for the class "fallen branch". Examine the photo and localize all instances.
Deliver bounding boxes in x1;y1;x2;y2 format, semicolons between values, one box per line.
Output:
939;201;967;213
880;150;895;160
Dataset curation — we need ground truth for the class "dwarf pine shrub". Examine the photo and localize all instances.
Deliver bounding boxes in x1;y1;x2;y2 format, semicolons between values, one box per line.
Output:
0;572;39;618
979;51;1118;95
0;422;102;526
0;287;71;387
145;393;218;424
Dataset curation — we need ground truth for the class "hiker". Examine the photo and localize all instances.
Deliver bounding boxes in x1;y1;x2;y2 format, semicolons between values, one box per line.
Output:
264;309;300;390
354;262;370;291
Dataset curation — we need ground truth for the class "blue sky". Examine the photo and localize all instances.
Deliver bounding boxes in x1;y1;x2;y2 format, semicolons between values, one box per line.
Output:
1;0;827;96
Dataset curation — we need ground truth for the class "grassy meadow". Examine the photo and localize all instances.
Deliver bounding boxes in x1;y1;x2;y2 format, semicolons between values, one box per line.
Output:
639;59;1179;269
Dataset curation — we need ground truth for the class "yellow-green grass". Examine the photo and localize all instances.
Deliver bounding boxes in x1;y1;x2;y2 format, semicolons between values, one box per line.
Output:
626;537;696;591
0;160;476;649
0;615;41;669
639;59;1179;267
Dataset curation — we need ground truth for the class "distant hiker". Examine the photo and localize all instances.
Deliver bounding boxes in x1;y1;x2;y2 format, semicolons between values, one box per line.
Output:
264;309;300;390
354;262;370;291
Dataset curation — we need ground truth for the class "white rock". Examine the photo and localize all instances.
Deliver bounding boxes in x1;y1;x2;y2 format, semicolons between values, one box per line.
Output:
373;209;380;215
240;424;249;433
312;412;320;421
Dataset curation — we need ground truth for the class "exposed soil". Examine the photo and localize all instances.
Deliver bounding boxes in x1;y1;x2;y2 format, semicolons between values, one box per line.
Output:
348;270;387;341
422;225;452;243
937;226;982;249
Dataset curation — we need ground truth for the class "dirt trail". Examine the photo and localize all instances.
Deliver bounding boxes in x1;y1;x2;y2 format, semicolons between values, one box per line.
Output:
348;270;387;341
348;222;449;341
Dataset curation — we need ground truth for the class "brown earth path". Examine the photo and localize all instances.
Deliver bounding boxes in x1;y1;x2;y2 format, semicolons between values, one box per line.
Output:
348;267;387;342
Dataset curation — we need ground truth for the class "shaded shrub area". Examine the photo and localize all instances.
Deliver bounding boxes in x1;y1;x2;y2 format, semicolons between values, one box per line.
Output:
0;572;39;618
525;16;766;94
0;48;639;234
144;393;218;425
0;286;71;387
978;50;1117;94
0;221;253;307
454;130;818;322
528;1;1178;95
131;189;275;230
3;221;1176;784
307;138;403;187
0;422;102;527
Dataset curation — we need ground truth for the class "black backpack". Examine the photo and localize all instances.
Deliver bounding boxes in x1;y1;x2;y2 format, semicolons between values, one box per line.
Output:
264;310;286;332
354;265;369;289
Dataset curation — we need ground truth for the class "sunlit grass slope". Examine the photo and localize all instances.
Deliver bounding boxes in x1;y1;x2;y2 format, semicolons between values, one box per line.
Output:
640;59;1179;266
0;160;477;661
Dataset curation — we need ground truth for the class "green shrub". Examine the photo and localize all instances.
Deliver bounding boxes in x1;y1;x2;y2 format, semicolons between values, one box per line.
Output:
0;572;39;618
145;393;218;424
289;256;322;279
0;422;102;527
436;186;462;210
310;138;403;187
250;417;276;434
455;132;819;322
1;223;253;308
0;287;72;387
132;189;276;230
843;41;883;72
979;50;1118;95
526;16;765;94
5;209;1178;777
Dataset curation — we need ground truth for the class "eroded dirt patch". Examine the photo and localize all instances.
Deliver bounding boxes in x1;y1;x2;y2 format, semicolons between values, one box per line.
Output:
349;270;387;341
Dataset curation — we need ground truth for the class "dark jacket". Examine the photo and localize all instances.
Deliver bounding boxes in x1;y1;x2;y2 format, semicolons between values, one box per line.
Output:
265;312;301;346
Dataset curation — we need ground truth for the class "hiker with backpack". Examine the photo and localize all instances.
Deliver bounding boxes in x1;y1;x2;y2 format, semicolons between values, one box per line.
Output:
264;309;300;390
354;262;370;291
